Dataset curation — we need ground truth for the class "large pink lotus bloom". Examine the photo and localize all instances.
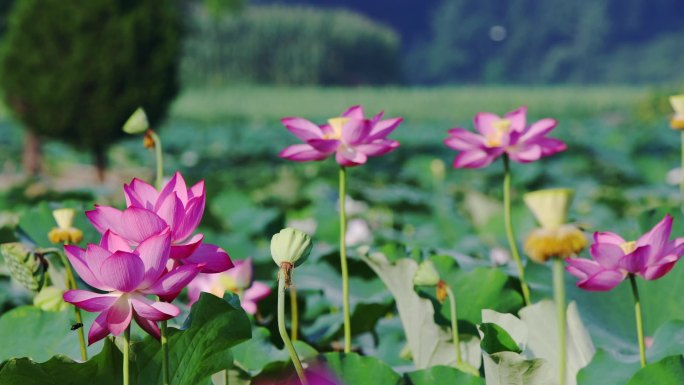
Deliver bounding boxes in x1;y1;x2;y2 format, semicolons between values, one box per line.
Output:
566;214;684;291
62;230;200;344
279;105;402;167
86;172;232;273
187;257;271;314
444;106;566;168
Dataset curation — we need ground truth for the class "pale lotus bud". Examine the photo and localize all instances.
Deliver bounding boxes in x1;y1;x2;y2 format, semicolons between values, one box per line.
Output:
430;158;446;182
670;95;684;130
34;286;68;312
270;227;312;268
523;188;574;230
123;107;149;134
413;260;440;286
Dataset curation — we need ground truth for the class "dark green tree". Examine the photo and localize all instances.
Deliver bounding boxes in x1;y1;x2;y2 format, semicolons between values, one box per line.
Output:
0;0;180;178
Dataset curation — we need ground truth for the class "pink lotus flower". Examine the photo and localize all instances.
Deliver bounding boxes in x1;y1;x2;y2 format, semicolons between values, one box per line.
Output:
444;106;566;168
566;215;684;291
86;172;232;273
187;257;271;314
279;105;402;167
63;230;200;344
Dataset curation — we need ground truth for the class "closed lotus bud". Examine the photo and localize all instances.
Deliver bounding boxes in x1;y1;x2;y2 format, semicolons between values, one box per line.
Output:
48;208;83;244
270;227;312;268
523;188;574;230
34;286;68;312
1;243;48;291
670;95;684;130
430;159;445;182
123;107;149;134
413;260;440;286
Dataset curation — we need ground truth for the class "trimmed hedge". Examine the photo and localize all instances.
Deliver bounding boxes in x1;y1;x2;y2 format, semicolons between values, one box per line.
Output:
182;5;401;86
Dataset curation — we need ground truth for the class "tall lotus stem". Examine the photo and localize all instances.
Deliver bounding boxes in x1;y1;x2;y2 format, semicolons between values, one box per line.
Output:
278;264;308;385
445;285;462;364
58;250;88;361
290;285;299;341
149;129;170;385
160;320;170;385
502;155;531;305
629;274;647;368
149;131;164;191
553;258;567;385
680;132;684;213
339;166;351;352
123;326;131;385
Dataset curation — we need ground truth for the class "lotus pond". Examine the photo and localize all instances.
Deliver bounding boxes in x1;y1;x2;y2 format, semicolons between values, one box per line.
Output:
1;86;683;385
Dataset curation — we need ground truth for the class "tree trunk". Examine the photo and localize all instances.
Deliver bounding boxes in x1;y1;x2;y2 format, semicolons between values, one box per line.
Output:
93;148;107;183
22;130;42;176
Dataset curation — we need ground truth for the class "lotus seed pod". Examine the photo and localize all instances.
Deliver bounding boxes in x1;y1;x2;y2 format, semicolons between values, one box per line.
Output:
670;95;684;130
413;260;440;286
270;227;312;267
48;208;84;244
122;107;149;134
523;188;574;230
1;243;47;291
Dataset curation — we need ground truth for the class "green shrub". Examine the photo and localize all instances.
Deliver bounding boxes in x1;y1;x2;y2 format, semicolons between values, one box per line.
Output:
0;0;180;167
181;5;401;86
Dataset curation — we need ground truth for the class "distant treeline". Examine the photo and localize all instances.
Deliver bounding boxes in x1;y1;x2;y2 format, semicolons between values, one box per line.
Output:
407;0;684;84
2;0;683;86
181;5;401;86
259;0;684;85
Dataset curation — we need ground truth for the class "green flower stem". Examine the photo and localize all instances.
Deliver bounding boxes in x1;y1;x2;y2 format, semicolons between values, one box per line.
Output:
59;250;88;361
278;267;308;385
445;286;462;364
553;258;567;385
123;326;131;385
680;131;684;212
161;320;170;385
629;274;647;368
502;155;531;306
290;285;299;341
149;131;164;191
149;131;170;385
339;166;351;353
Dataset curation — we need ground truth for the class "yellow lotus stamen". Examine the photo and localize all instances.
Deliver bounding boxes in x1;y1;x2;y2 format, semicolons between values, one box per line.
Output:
524;188;574;230
485;119;512;147
524;225;587;263
218;274;238;293
669;95;684;130
620;241;636;254
325;117;349;140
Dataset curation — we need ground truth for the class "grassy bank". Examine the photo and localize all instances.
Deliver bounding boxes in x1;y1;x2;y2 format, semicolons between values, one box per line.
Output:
170;85;649;124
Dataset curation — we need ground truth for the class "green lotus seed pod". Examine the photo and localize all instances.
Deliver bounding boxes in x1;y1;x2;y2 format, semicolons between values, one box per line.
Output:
34;286;68;312
122;107;149;134
270;227;312;267
413;260;440;286
1;243;47;291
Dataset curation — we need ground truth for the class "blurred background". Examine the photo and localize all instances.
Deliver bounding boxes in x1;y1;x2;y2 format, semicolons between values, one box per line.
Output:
1;0;684;253
1;0;684;366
